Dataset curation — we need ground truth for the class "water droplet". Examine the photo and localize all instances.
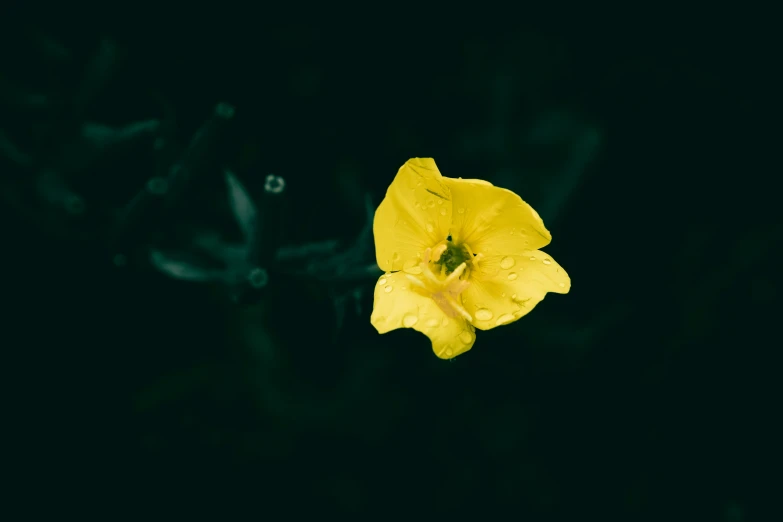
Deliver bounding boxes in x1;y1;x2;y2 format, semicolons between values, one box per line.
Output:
384;285;393;293
475;308;493;320
426;223;434;233
146;177;169;195
495;313;514;326
215;102;235;119
501;293;506;297
500;256;515;269
247;267;269;288
459;331;473;344
403;314;419;327
445;348;454;357
441;317;449;326
425;318;440;327
437;199;443;205
414;201;421;209
507;272;518;281
558;282;566;288
543;258;552;265
372;315;386;324
457;207;465;214
378;278;387;286
427;199;435;208
264;174;285;194
392;252;401;261
529;256;536;261
511;294;517;300
439;208;447;216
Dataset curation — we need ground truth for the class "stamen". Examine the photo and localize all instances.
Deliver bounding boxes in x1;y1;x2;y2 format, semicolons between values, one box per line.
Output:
444;262;467;285
431;243;447;262
446;294;473;322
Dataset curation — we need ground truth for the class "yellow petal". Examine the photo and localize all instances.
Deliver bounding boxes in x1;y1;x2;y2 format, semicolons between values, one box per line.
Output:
373;158;453;272
461;250;570;330
371;271;476;359
443;177;552;256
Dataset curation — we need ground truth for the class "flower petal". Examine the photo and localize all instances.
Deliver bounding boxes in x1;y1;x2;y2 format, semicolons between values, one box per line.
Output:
373;158;453;272
461;250;570;330
443;177;552;255
371;271;476;359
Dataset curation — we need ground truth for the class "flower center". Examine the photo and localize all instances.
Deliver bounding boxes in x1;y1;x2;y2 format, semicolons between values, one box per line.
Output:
403;241;484;322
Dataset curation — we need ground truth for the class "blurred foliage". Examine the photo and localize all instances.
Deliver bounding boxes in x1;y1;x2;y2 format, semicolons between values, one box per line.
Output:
2;16;779;520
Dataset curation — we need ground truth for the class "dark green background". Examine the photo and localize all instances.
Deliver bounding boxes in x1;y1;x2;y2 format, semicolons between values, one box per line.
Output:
3;17;778;519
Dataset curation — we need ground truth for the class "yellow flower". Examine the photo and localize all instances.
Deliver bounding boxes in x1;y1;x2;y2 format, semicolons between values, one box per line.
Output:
371;158;570;359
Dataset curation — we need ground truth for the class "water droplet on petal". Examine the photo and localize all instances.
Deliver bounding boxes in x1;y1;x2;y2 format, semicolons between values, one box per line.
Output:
543;258;552;265
378;278;387;286
248;267;269;288
392;252;401;262
437;199;443;205
441;317;450;326
384;285;393;293
445;348;454;357
427;199;435;208
459;331;473;344
558;282;566;288
500;256;515;269
439;208;447;216
426;223;434;233
475;308;493;321
529;256;537;261
495;313;514;326
507;272;518;281
457;207;465;214
264;174;285;194
403;314;419;327
511;293;518;300
426;318;440;327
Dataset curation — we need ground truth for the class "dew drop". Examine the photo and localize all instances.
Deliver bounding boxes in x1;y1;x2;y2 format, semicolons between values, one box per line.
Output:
500;256;515;269
543;258;552;265
445;348;454;357
441;317;450;326
558;282;566;288
475;308;493;321
402;314;419;327
439;208;447;216
426;318;440;327
495;313;514;326
427;199;435;208
384;285;393;293
378;278;387;286
529;256;537;261
392;252;401;261
457;207;465;214
459;331;473;344
437;199;443;205
507;272;518;281
501;293;506;297
511;293;517;300
264;174;285;194
426;223;434;233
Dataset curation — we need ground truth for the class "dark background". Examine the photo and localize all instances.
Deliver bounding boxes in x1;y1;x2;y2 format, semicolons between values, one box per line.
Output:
2;16;779;519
